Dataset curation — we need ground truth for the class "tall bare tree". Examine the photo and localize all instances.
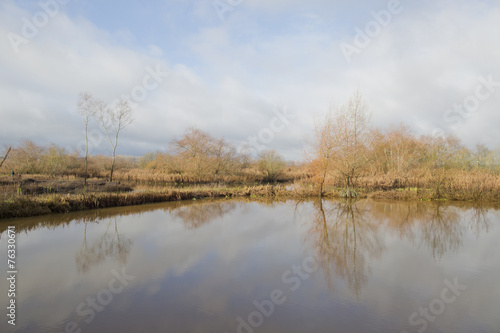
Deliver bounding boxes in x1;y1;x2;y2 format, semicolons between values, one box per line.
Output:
97;98;133;182
77;92;97;187
0;146;11;169
309;112;338;197
335;90;372;190
309;90;373;197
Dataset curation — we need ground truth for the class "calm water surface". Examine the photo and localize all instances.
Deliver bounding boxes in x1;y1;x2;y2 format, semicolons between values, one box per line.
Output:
0;199;499;333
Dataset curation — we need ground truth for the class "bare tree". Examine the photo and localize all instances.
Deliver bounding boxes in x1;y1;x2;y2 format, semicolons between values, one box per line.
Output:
309;90;373;197
473;143;492;169
258;150;286;182
171;128;239;179
335;90;372;190
77;92;97;187
171;128;214;177
97;98;133;182
421;134;467;198
212;137;238;176
16;140;43;174
0;146;11;169
309;112;338;197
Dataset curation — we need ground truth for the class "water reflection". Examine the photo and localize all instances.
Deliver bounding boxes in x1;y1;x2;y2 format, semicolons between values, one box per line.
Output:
0;199;499;333
370;201;491;259
76;217;133;274
171;200;239;229
0;198;241;234
72;200;241;273
301;199;494;296
420;204;462;259
304;199;383;296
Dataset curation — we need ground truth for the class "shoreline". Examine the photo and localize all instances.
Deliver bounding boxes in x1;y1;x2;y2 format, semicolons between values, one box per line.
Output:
1;183;500;219
0;185;302;219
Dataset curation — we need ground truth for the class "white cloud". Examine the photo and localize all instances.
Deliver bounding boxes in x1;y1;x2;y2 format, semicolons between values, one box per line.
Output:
0;0;499;160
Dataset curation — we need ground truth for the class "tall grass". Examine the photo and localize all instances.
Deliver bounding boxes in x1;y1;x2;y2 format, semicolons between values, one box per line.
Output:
357;170;500;201
111;167;310;184
0;184;318;219
1;168;500;219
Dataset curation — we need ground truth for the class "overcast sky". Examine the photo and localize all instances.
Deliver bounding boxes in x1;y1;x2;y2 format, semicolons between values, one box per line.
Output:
1;0;499;160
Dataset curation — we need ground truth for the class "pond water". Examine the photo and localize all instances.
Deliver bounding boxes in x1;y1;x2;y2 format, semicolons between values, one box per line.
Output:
0;199;499;333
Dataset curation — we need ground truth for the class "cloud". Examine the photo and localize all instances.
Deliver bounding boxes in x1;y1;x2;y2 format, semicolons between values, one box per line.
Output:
0;0;499;161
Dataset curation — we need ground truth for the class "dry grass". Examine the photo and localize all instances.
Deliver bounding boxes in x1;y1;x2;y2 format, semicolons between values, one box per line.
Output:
111;167;310;184
356;170;500;201
1;168;499;219
0;183;318;219
0;178;133;198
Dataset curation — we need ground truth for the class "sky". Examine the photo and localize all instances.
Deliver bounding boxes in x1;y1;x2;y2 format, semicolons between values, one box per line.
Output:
0;0;499;160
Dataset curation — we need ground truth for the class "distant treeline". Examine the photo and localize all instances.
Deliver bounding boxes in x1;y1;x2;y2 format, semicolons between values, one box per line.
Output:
0;128;304;183
308;91;500;198
1;92;499;194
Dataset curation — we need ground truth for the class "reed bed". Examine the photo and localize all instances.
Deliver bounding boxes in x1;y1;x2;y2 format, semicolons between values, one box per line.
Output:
0;184;319;219
111;168;310;184
357;170;500;201
1;169;500;219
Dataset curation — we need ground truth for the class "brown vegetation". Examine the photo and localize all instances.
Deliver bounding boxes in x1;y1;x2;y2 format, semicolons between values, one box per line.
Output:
1;89;500;219
0;184;317;219
308;91;500;200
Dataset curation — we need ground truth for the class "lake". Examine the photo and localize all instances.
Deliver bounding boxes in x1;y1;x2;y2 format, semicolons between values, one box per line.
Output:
1;199;499;333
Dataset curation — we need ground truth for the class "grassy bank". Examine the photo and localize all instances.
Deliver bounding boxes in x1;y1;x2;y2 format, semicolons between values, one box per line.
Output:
344;171;500;202
0;185;316;219
2;171;500;219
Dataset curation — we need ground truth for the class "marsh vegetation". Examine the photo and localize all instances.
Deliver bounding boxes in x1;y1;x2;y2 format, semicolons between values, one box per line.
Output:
1;91;500;218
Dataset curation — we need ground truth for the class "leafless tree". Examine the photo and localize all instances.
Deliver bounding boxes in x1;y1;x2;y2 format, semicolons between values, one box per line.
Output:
258;150;286;182
309;112;338;197
171;128;214;177
212;137;238;176
309;90;373;196
335;90;372;189
0;146;11;169
97;98;133;182
171;128;239;179
77;92;98;187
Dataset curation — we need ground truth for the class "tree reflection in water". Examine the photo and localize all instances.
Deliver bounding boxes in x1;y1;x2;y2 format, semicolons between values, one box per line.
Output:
305;199;384;297
303;199;492;296
74;199;239;273
172;200;239;229
3;197;490;286
370;201;491;260
75;216;133;274
421;203;462;259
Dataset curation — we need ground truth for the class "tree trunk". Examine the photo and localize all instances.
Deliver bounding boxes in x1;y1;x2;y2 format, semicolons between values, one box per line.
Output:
110;151;116;183
110;131;120;183
0;147;11;168
84;123;88;188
